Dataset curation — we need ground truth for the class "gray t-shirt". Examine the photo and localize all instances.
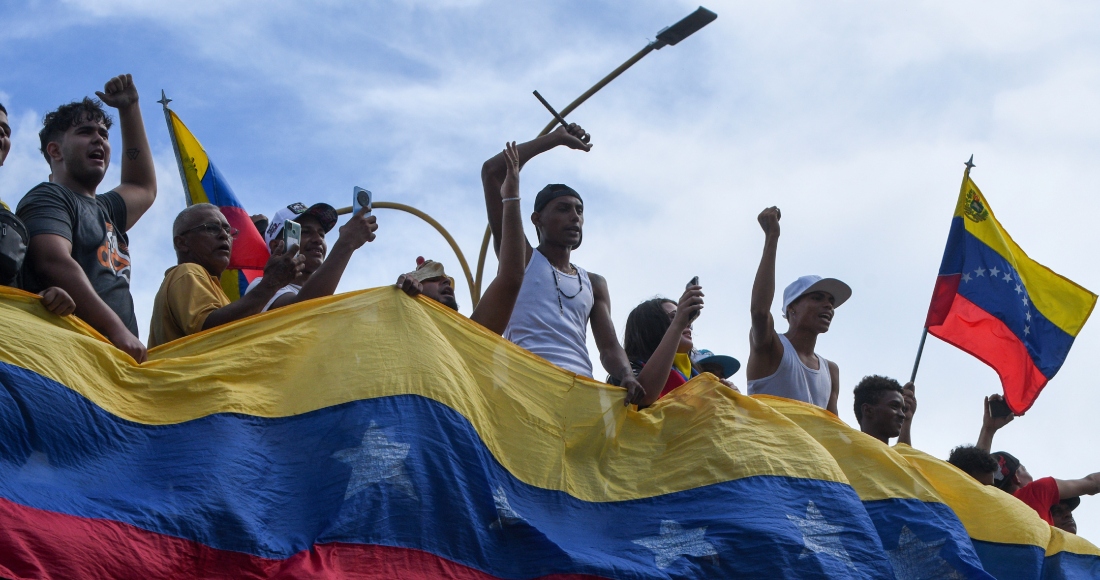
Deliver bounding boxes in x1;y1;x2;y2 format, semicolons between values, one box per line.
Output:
17;182;137;336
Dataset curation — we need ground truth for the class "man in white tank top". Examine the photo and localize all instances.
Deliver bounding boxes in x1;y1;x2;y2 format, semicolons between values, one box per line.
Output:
481;124;644;405
746;207;852;414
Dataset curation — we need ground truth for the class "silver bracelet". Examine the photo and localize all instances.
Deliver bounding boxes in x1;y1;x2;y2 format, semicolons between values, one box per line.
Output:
501;197;521;203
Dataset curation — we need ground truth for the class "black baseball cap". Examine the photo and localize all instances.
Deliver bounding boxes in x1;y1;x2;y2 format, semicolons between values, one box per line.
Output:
533;184;582;212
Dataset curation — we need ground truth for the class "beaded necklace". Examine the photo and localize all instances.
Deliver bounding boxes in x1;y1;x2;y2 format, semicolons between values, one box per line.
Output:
551;263;584;316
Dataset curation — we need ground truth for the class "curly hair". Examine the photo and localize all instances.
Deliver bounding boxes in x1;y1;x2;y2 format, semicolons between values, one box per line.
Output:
948;445;999;477
38;97;112;164
852;375;903;422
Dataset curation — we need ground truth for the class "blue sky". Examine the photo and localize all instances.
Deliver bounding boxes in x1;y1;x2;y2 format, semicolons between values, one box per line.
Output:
3;1;1100;539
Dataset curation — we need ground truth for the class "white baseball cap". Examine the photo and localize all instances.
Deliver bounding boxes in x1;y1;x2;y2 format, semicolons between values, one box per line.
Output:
263;202;338;246
781;275;852;317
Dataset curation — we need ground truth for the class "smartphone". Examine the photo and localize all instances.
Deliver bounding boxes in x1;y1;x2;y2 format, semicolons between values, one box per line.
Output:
282;219;301;252
988;397;1012;418
353;186;372;216
687;276;700;321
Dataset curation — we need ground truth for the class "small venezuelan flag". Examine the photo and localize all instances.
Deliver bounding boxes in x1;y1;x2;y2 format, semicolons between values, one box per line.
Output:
925;172;1096;414
166;109;268;300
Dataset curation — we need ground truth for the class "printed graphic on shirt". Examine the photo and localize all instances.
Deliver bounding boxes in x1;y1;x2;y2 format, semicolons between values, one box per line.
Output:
97;221;131;282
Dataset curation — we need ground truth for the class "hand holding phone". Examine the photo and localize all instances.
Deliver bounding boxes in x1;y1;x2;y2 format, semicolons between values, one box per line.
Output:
353;186;372;216
686;276;701;322
987;397;1013;418
282;219;301;252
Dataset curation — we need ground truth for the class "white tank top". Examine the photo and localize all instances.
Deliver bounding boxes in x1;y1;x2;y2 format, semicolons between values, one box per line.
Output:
504;249;594;377
748;334;832;409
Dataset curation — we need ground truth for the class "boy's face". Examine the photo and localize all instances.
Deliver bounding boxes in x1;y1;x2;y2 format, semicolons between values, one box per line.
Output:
0;111;10;167
54;117;111;187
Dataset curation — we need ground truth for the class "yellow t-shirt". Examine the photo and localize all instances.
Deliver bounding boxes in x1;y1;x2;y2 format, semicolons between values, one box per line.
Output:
149;263;230;348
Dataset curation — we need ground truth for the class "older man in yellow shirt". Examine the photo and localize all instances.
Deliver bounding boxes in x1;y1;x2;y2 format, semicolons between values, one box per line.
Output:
149;203;302;348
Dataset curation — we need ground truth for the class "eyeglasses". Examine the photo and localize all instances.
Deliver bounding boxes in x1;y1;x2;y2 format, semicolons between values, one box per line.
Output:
180;222;239;238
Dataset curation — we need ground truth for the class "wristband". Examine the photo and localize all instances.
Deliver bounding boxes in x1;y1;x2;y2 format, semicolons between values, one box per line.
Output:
501;197;521;203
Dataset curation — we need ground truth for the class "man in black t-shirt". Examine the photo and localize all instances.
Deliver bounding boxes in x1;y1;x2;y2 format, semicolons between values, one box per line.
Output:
17;75;156;362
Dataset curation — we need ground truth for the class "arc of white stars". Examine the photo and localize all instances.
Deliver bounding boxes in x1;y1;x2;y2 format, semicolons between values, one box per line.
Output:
787;501;853;569
632;520;719;570
332;421;416;500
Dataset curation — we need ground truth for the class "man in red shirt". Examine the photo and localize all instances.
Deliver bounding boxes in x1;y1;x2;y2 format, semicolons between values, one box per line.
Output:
990;451;1100;526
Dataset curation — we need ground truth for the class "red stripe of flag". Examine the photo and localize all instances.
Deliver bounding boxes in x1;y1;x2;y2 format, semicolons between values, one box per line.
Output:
0;498;605;580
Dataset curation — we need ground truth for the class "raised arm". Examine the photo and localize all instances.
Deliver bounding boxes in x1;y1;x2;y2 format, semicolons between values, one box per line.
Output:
1056;473;1100;499
480;124;591;261
589;272;644;406
633;285;704;407
472;142;526;335
202;242;303;329
976;394;1014;453
746;207;784;380
96;74;156;231
26;234;146;362
267;208;377;310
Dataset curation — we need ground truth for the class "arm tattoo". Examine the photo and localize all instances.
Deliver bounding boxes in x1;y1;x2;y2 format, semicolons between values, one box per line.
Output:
126;148;140;160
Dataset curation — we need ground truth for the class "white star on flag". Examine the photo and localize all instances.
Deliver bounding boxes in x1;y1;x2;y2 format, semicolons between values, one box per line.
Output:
633;520;718;569
975;267;986;277
1024;326;1030;336
1025;311;1032;322
1015;284;1023;294
787;501;853;569
490;486;525;529
332;421;416;500
886;526;965;580
1022;297;1029;306
989;266;1001;277
961;272;972;283
1003;273;1013;282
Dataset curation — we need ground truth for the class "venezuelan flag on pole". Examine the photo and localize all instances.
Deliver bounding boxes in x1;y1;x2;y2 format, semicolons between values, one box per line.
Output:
924;172;1096;414
163;107;268;300
0;286;1097;578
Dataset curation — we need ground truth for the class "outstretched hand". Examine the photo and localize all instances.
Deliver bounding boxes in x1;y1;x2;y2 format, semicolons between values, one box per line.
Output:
96;74;139;110
758;206;781;238
553;123;592;152
264;240;305;286
395;274;423;298
501;141;520;199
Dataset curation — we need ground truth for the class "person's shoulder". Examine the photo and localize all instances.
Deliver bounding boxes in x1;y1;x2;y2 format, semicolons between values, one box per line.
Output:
16;182;72;209
167;262;210;281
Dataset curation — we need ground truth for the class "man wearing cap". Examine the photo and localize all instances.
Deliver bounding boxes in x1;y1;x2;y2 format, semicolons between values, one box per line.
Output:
480;127;644;405
746;207;850;414
247;201;376;312
148;203;304;348
989;451;1100;526
398;141;527;337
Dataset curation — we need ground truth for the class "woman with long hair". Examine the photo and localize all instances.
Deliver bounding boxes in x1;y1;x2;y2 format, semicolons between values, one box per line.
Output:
614;282;705;407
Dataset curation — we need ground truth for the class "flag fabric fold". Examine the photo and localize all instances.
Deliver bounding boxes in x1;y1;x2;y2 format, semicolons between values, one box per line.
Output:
924;174;1096;413
0;286;1097;579
166;109;268;300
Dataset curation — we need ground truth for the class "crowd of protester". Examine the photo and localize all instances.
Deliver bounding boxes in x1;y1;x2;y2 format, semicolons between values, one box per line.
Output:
0;75;1096;536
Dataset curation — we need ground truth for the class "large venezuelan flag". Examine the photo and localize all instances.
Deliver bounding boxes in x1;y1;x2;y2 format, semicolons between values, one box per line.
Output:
925;174;1096;414
166;109;269;300
0;286;1097;578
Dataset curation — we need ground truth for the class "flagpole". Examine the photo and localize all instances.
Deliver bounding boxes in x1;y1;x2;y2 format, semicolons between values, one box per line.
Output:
157;90;192;206
911;154;976;383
